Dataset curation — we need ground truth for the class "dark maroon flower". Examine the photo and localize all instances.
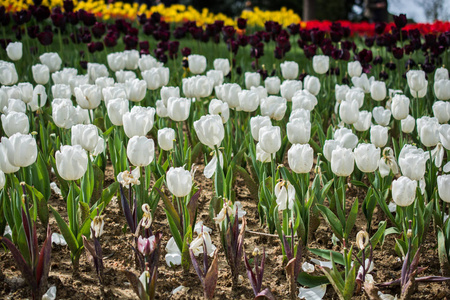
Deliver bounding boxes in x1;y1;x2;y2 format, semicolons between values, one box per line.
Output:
13;10;32;25
385;62;396;71
150;12;161;24
79;10;96;27
373;55;383;65
250;43;264;59
37;31;53;46
92;22;105;38
189;26;203;40
264;21;274;32
168;41;179;57
80;60;88;69
128;27;138;37
422;62;435;73
249;34;261;46
392;47;404;59
405;58;416;69
115;19;130;33
154;30;169;41
65;11;78;25
173;26;187;39
81;32;92;43
236;66;242;75
51;12;66;28
365;37;375;47
27;25;40;39
357;49;373;63
276;33;290;49
288;23;300;35
0;8;10;26
214;20;224;31
257;68;268;80
228;40;239;55
425;33;437;47
140;49;149;55
299;29;311;42
222;26;236;39
273;47;283;59
393;14;407;29
143;22;156;36
123;35;138;49
334;67;341;76
376;35;386;47
87;42;97;53
303;44;317;59
64;0;74;12
33;5;50;22
238;35;249;47
330;30;343;43
311;29;325;45
157;41;168;51
271;22;282;36
379;70;388;80
139;40;149;51
205;24;218;37
260;31;271;43
201;32;209;43
104;33;117;48
181;47;191;57
374;22;386;35
237;18;247;30
79;50;85;58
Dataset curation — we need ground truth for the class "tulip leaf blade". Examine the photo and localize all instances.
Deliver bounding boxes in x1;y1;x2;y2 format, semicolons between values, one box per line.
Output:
30;153;51;202
344;198;358;239
317;204;343;241
165;208;183;252
49;206;79;255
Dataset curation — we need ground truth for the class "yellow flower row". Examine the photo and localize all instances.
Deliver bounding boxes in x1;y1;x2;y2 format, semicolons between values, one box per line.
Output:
0;0;300;27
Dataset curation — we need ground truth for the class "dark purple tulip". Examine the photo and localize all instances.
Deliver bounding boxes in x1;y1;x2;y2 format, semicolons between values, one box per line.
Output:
127;27;138;37
425;33;437;47
376;35;386;47
123;35;138;49
321;42;334;56
222;26;236;39
334;67;341;76
79;10;96;27
143;22;156;36
405;58;416;69
341;40;355;51
205;24;217;36
212;34;220;44
80;60;88;69
393;14;407;29
271;22;282;36
81;32;92;43
156;30;170;41
260;31;271;43
157;41;168;51
375;22;386;35
264;21;274;32
65;11;78;25
158;53;167;63
94;41;104;52
201;32;209;43
13;26;23;40
422;62;435;73
13;10;32;25
214;20;224;31
250;43;264;59
311;30;325;45
87;42;97;53
181;47;191;57
92;22;105;38
37;31;53;46
79;50;85;58
115;19;130;33
385;62;396;71
238;35;249;47
237;18;247;30
159;21;169;31
299;29;311;42
357;49;373;63
51;13;66;28
392;47;404;59
168;41;179;56
64;0;74;12
373;55;383;65
140;49;149;55
365;37;375;47
288;23;300;35
379;70;388;80
303;44;317;59
104;33;117;48
137;13;147;25
173;26;186;39
139;40;149;50
150;12;161;24
33;5;50;22
249;34;261;46
276;33;290;49
27;25;40;39
438;33;449;47
342;27;351;38
330;30;343;43
0;8;10;26
257;68;268;80
228;40;239;55
236;66;242;75
189;26;203;40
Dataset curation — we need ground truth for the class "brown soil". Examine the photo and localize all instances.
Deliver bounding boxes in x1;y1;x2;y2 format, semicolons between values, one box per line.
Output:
1;163;449;300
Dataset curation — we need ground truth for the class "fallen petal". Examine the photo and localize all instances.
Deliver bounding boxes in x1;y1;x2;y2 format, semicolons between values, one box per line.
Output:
298;284;327;300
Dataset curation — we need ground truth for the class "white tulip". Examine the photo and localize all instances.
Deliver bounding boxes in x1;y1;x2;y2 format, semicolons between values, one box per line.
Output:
208;99;229;123
250;115;271;141
354;110;372;132
260;96;287;120
288;144;314;174
303;75;321;96
213;58;230;76
280;61;299;80
354;143;380;173
401;115;415;133
348;61;362;78
280;80;302;101
372;106;391;126
6;42;22;61
1;111;29;136
245;72;261;89
370;125;389;148
39;52;62;73
265;76;281;94
392;176;417;207
32;64;50;84
188;54;207;74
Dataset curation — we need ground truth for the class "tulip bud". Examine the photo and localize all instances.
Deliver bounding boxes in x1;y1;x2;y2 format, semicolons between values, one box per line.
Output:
339;99;360;125
1;111;29;136
435;67;449;81
250;115;271;141
372;106;391;126
288;144;314;173
392;176;417;207
39;52;62;73
75;84;102;109
406;70;427;93
213;58;230;76
433;101;450;124
370;125;389;148
312;55;329;74
103;86;127;105
167;97;191;122
0;142;20;174
354;143;380;173
265;76;281;95
434;79;450;101
188;54;207;74
416;116;439;147
331;146;354;177
208;99;229;123
125;78;147;102
370;80;386;101
138;235;156;256
439;124;450;150
280;61;299;80
115;70;136;83
260;96;287;121
275;180;295;211
206;70;224;87
32;64;50;85
158;128;175;151
124;50;139;70
255;142;272;163
280;80;302;101
334;128;358;149
106;98;129;126
91;215;105;238
287;118;311;144
55;145;88;181
123;106;155;138
127;136;155;167
1;133;37;168
401;115;415;133
354;110;372;132
391;94;410;120
6;42;22;61
71;124;100;152
292;89;318;111
348;61;362;78
251;86;268;101
303;75;321;96
238;89;259;112
166;167;193;197
438;175;450;203
259;125;281;154
245;72;261;89
194;115;225;149
356;230;369;250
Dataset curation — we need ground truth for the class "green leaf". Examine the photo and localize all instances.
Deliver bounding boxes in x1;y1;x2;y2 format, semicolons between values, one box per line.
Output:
166;209;183;252
26;185;48;229
317;204;343;241
344;199;358;239
30;153;51;201
309;248;345;266
297;272;329;287
50;206;79;255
